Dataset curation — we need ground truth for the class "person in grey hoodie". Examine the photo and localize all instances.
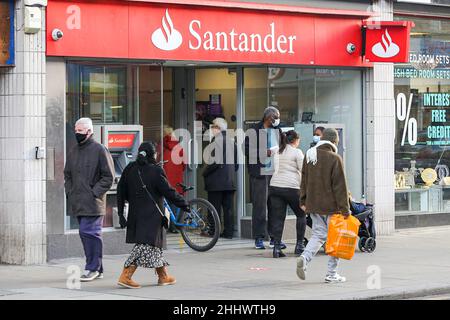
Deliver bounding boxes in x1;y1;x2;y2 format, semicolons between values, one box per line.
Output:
64;118;114;282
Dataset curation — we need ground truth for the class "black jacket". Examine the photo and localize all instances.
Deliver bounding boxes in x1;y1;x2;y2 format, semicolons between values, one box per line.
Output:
203;131;238;192
244;121;282;178
117;162;189;247
64;137;115;217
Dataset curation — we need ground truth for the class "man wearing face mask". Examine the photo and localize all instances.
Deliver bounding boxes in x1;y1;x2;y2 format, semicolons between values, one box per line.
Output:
296;128;351;283
245;106;284;250
64;118;115;282
310;126;325;148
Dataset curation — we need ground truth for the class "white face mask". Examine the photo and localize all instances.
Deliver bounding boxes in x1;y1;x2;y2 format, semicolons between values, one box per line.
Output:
272;118;280;127
313;135;320;143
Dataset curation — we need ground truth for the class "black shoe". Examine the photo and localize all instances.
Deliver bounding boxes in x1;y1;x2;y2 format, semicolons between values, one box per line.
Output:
294;240;305;256
220;233;233;239
273;243;286;258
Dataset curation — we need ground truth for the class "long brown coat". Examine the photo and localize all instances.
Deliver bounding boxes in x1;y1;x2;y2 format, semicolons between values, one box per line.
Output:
300;144;350;215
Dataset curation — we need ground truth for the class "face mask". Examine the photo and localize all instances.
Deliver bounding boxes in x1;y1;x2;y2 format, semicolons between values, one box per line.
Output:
272;118;280;127
75;133;88;144
312;135;320;144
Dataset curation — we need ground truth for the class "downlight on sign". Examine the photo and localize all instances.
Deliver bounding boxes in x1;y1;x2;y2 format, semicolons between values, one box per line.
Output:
364;21;414;63
46;1;371;67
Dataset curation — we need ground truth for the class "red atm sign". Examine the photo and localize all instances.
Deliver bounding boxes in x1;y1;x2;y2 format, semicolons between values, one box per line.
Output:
107;134;136;149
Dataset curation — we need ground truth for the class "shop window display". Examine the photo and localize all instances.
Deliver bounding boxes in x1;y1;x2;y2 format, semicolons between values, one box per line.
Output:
394;16;450;215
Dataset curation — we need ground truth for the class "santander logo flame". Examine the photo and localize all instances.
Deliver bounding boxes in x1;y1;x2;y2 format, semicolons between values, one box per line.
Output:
371;29;400;58
151;9;183;51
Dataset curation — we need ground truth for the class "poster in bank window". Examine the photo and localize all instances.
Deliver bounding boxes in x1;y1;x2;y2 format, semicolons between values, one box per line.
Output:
0;0;14;66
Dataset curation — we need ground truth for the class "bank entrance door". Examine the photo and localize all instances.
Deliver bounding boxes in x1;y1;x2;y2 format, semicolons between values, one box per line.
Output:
173;67;240;237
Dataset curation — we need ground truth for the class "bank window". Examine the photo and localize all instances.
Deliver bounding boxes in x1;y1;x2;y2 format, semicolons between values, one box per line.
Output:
243;67;364;217
394;16;450;216
66;63;136;127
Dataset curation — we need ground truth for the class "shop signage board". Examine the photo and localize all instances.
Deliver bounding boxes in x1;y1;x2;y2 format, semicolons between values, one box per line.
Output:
47;1;413;66
47;1;370;67
0;0;14;66
363;21;414;63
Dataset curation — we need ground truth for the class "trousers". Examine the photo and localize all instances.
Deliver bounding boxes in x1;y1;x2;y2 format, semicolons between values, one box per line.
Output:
78;216;104;273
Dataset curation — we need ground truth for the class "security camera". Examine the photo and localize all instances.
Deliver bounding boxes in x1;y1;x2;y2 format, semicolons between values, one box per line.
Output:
347;43;356;54
52;29;63;41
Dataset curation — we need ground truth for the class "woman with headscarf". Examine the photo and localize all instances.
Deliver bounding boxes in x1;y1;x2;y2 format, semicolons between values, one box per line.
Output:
116;142;190;289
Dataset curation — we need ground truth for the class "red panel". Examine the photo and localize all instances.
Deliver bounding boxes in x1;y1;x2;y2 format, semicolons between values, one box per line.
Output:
47;1;374;67
128;4;316;65
107;134;136;148
363;21;414;63
314;17;365;67
47;1;129;58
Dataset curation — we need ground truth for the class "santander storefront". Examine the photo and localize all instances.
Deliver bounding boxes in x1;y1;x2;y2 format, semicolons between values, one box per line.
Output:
45;0;413;242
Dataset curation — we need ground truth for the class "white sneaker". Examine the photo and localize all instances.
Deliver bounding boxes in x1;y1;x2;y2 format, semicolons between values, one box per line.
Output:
296;255;307;280
325;274;346;283
80;271;100;282
97;273;104;279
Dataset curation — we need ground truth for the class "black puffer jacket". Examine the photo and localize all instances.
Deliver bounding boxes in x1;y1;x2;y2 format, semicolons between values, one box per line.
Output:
64;137;115;217
117;162;189;248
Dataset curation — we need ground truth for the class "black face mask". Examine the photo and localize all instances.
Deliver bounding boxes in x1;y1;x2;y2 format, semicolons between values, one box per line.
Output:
75;133;88;144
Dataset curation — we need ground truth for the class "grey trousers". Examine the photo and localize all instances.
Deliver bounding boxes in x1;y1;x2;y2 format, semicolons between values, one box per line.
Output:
250;175;271;239
302;213;339;276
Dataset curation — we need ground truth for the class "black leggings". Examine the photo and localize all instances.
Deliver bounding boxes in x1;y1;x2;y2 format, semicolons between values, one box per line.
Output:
268;186;306;243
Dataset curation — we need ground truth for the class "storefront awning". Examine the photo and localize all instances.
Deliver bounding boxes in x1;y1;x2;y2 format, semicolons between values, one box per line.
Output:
125;0;375;18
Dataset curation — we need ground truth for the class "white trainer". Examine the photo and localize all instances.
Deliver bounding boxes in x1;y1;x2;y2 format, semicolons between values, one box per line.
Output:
325;274;346;283
296;255;307;280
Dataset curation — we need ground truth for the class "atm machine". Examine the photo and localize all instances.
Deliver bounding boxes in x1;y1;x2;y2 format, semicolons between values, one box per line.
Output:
93;124;143;227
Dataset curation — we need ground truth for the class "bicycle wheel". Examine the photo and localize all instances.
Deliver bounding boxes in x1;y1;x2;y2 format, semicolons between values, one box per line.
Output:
179;198;220;252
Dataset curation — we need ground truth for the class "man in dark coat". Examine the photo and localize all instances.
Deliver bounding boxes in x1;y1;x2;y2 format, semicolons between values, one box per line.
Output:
64;117;115;282
244;106;283;249
297;128;351;283
203;118;238;239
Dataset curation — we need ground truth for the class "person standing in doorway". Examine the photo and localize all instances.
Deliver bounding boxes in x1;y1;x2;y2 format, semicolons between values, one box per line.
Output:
203;118;238;239
296;128;351;283
245;106;284;250
310;126;325;148
157;125;186;234
64;117;115;282
116;142;190;288
268;130;306;258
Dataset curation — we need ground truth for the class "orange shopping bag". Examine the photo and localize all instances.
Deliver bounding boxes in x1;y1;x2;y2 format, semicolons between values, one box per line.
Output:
325;214;361;260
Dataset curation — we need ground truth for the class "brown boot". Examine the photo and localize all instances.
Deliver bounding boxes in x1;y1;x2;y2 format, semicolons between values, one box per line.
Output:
117;265;141;289
155;266;176;286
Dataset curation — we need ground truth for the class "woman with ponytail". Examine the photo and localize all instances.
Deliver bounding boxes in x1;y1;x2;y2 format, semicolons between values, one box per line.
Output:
116;142;190;288
268;130;307;258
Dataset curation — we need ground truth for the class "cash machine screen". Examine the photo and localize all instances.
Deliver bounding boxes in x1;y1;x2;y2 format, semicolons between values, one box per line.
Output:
107;131;140;178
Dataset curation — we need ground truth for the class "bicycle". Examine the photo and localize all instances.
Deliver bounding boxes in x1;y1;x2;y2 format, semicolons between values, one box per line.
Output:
163;183;221;252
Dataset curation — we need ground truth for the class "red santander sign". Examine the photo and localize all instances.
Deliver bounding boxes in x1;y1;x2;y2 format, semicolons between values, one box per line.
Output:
47;1;367;67
47;1;413;66
107;134;135;149
363;21;414;63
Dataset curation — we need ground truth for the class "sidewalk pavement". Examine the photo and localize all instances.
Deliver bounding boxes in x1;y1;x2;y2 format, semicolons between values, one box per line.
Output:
1;226;450;300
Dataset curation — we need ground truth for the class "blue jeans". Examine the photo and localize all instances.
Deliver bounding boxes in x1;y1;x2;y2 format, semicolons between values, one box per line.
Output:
302;213;339;276
78;216;104;273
